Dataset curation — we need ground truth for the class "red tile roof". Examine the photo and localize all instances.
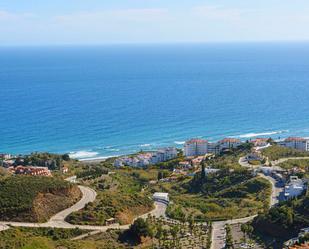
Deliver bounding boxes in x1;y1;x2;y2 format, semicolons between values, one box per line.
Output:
186;139;208;144
285;137;307;142
219;138;241;143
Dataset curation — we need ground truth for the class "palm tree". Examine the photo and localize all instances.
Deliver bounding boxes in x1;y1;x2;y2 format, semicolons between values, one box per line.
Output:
241;224;248;242
155;225;163;248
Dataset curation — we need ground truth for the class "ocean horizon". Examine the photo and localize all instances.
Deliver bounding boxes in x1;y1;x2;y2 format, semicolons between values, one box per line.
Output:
1;42;309;160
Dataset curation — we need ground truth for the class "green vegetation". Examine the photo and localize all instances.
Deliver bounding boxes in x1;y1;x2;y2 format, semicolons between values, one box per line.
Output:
253;193;309;239
76;166;108;180
248;160;262;165
162;170;271;221
277;159;309;171
262;145;309;161
0;227;127;249
0;176;81;222
67;169;153;225
225;224;234;249
125;215;211;248
16;152;71;170
205;144;252;170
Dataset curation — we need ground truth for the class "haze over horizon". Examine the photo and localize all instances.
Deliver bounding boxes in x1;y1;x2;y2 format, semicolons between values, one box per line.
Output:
1;0;309;45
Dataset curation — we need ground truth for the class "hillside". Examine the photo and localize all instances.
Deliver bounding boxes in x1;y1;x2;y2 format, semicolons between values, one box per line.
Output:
0;176;81;222
253;192;309;239
262;145;309;161
160;169;271;221
66;169;153;225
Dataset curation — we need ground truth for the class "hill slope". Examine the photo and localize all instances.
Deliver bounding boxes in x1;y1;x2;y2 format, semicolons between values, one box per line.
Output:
0;176;81;222
253;192;309;238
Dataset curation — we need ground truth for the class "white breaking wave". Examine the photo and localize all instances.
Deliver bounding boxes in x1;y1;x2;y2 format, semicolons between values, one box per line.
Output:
79;156;116;162
140;144;151;147
106;148;120;152
238;130;288;138
174;141;185;145
69;150;99;159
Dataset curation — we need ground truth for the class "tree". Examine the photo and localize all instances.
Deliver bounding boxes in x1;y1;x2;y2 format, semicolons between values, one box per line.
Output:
201;162;206;179
157;171;163;181
170;224;180;247
155;225;163;248
129;218;151;242
241;224;248;242
62;154;70;161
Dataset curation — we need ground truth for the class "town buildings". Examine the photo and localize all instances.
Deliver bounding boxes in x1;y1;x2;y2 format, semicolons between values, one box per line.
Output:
184;139;208;157
114;147;178;167
184;138;242;157
279;137;309;151
0;154;12;160
251;138;269;147
9;166;52;176
218;138;242;150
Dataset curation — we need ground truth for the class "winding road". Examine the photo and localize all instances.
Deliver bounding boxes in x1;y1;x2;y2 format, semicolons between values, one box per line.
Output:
211;153;287;249
0;154;304;246
0;184;167;232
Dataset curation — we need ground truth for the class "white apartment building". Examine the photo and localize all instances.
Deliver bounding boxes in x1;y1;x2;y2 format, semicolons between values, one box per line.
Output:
279;137;309;151
284;176;306;199
218;138;242;150
184;139;208;157
207;142;220;155
114;147;177;167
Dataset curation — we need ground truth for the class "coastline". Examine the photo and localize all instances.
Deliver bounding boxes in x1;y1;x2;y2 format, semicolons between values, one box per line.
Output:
78;156;116;163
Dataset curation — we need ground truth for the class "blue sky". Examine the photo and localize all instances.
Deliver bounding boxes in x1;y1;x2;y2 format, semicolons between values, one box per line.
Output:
1;0;309;45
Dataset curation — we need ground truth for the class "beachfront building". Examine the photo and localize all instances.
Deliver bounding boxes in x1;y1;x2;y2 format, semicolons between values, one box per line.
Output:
218;138;242;150
113;147;177;167
279;137;309;151
184;139;208;157
207;142;221;155
284;176;306;199
150;147;178;164
0;154;12;160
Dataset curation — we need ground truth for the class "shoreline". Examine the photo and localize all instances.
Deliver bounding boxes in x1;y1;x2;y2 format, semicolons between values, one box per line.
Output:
78;157;112;163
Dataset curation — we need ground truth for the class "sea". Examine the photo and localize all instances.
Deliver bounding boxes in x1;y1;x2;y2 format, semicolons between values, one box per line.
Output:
1;42;309;160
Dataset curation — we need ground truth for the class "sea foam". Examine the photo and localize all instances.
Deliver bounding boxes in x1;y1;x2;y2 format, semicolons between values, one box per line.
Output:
69;150;99;159
237;130;288;139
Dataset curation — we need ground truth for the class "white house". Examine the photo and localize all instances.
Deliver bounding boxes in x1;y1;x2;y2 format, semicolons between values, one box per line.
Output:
153;192;169;203
279;137;309;151
204;167;220;175
284;176;306;199
114;147;177;167
251;138;269;147
184;139;208;157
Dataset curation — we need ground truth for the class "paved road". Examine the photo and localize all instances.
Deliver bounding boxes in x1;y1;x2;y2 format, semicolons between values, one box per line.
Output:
211;216;257;249
0;186;167;232
258;173;284;206
211;153;287;249
48;185;97;227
